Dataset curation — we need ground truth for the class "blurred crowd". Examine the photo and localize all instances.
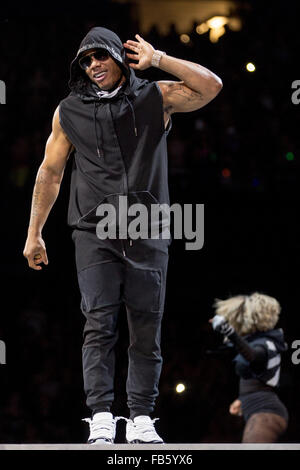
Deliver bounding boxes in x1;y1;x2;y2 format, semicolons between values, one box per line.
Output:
0;2;299;443
1;5;298;202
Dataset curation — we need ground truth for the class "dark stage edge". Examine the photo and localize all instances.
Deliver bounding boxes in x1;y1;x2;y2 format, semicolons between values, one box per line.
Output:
0;444;299;450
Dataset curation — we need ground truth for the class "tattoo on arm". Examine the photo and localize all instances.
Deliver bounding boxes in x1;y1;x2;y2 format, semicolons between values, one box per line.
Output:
170;82;203;100
28;169;48;228
164;82;204;113
171;82;203;101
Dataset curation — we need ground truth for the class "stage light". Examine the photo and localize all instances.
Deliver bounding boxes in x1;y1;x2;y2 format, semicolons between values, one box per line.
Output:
286;152;295;161
196;15;242;43
206;16;228;30
196;23;209;35
206;16;228;43
180;34;190;44
228;17;242;32
209;26;226;43
222;168;231;178
176;383;185;393
246;62;256;72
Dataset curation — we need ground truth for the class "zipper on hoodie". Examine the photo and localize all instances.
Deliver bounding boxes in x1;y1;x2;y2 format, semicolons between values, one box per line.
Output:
120;239;133;257
107;102;131;253
108;95;138;254
117;128;129;253
121;239;126;257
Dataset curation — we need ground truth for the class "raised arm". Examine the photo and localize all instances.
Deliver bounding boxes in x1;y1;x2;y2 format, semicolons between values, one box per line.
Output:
210;315;267;367
124;34;223;122
23;106;74;270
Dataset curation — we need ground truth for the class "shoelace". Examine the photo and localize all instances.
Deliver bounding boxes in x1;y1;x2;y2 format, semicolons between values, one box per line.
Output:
82;416;124;439
127;417;160;438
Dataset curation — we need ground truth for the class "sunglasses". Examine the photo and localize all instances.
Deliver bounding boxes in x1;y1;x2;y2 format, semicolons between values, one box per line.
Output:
79;49;110;70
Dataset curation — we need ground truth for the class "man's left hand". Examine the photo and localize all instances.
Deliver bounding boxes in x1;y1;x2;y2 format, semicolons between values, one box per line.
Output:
123;34;155;70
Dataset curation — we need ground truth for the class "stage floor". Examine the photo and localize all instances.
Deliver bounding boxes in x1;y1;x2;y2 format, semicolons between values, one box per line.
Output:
0;444;299;450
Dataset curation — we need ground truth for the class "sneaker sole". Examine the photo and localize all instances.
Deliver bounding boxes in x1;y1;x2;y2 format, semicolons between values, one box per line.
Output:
88;439;114;444
127;439;164;444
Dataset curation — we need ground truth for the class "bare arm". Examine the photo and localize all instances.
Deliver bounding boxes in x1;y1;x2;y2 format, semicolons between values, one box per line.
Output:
124;34;223;123
23;106;74;270
157;55;222;114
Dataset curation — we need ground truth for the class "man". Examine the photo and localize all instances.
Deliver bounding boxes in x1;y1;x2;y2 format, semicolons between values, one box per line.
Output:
23;26;222;444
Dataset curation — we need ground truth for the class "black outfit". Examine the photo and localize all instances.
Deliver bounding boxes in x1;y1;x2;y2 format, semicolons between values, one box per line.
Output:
221;327;288;422
59;27;171;417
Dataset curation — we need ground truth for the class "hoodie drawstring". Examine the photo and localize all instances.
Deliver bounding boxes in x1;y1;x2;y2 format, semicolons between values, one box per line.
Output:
124;94;138;137
93;93;138;159
94;101;104;158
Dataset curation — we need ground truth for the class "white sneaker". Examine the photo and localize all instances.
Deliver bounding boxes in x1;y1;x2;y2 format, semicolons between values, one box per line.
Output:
83;412;119;444
126;415;164;444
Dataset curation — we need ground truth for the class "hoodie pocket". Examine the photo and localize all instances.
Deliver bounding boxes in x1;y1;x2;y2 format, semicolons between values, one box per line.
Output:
127;191;171;239
77;193;123;230
76;191;171;240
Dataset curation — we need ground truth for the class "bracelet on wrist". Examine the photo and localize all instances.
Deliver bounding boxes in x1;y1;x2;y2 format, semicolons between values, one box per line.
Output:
151;50;166;68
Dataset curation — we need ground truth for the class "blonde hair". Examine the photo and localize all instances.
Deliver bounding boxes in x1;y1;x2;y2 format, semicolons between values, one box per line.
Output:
213;292;281;335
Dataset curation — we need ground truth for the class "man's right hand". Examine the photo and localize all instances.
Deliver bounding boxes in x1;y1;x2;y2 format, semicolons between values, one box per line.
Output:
23;234;49;270
23;106;73;271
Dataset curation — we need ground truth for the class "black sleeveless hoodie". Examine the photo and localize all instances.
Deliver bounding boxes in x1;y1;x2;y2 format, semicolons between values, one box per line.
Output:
59;27;171;233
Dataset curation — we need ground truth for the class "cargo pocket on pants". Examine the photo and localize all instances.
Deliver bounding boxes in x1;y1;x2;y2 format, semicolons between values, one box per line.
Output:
77;261;122;314
124;267;162;313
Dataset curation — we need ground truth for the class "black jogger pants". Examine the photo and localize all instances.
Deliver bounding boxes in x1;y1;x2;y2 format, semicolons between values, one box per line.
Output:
72;229;169;417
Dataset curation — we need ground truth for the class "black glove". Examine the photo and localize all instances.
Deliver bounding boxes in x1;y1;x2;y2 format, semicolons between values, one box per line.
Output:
211;315;235;337
211;316;267;364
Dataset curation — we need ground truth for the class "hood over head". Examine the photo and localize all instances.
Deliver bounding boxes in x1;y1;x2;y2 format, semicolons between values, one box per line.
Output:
68;27;132;99
65;27;150;158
